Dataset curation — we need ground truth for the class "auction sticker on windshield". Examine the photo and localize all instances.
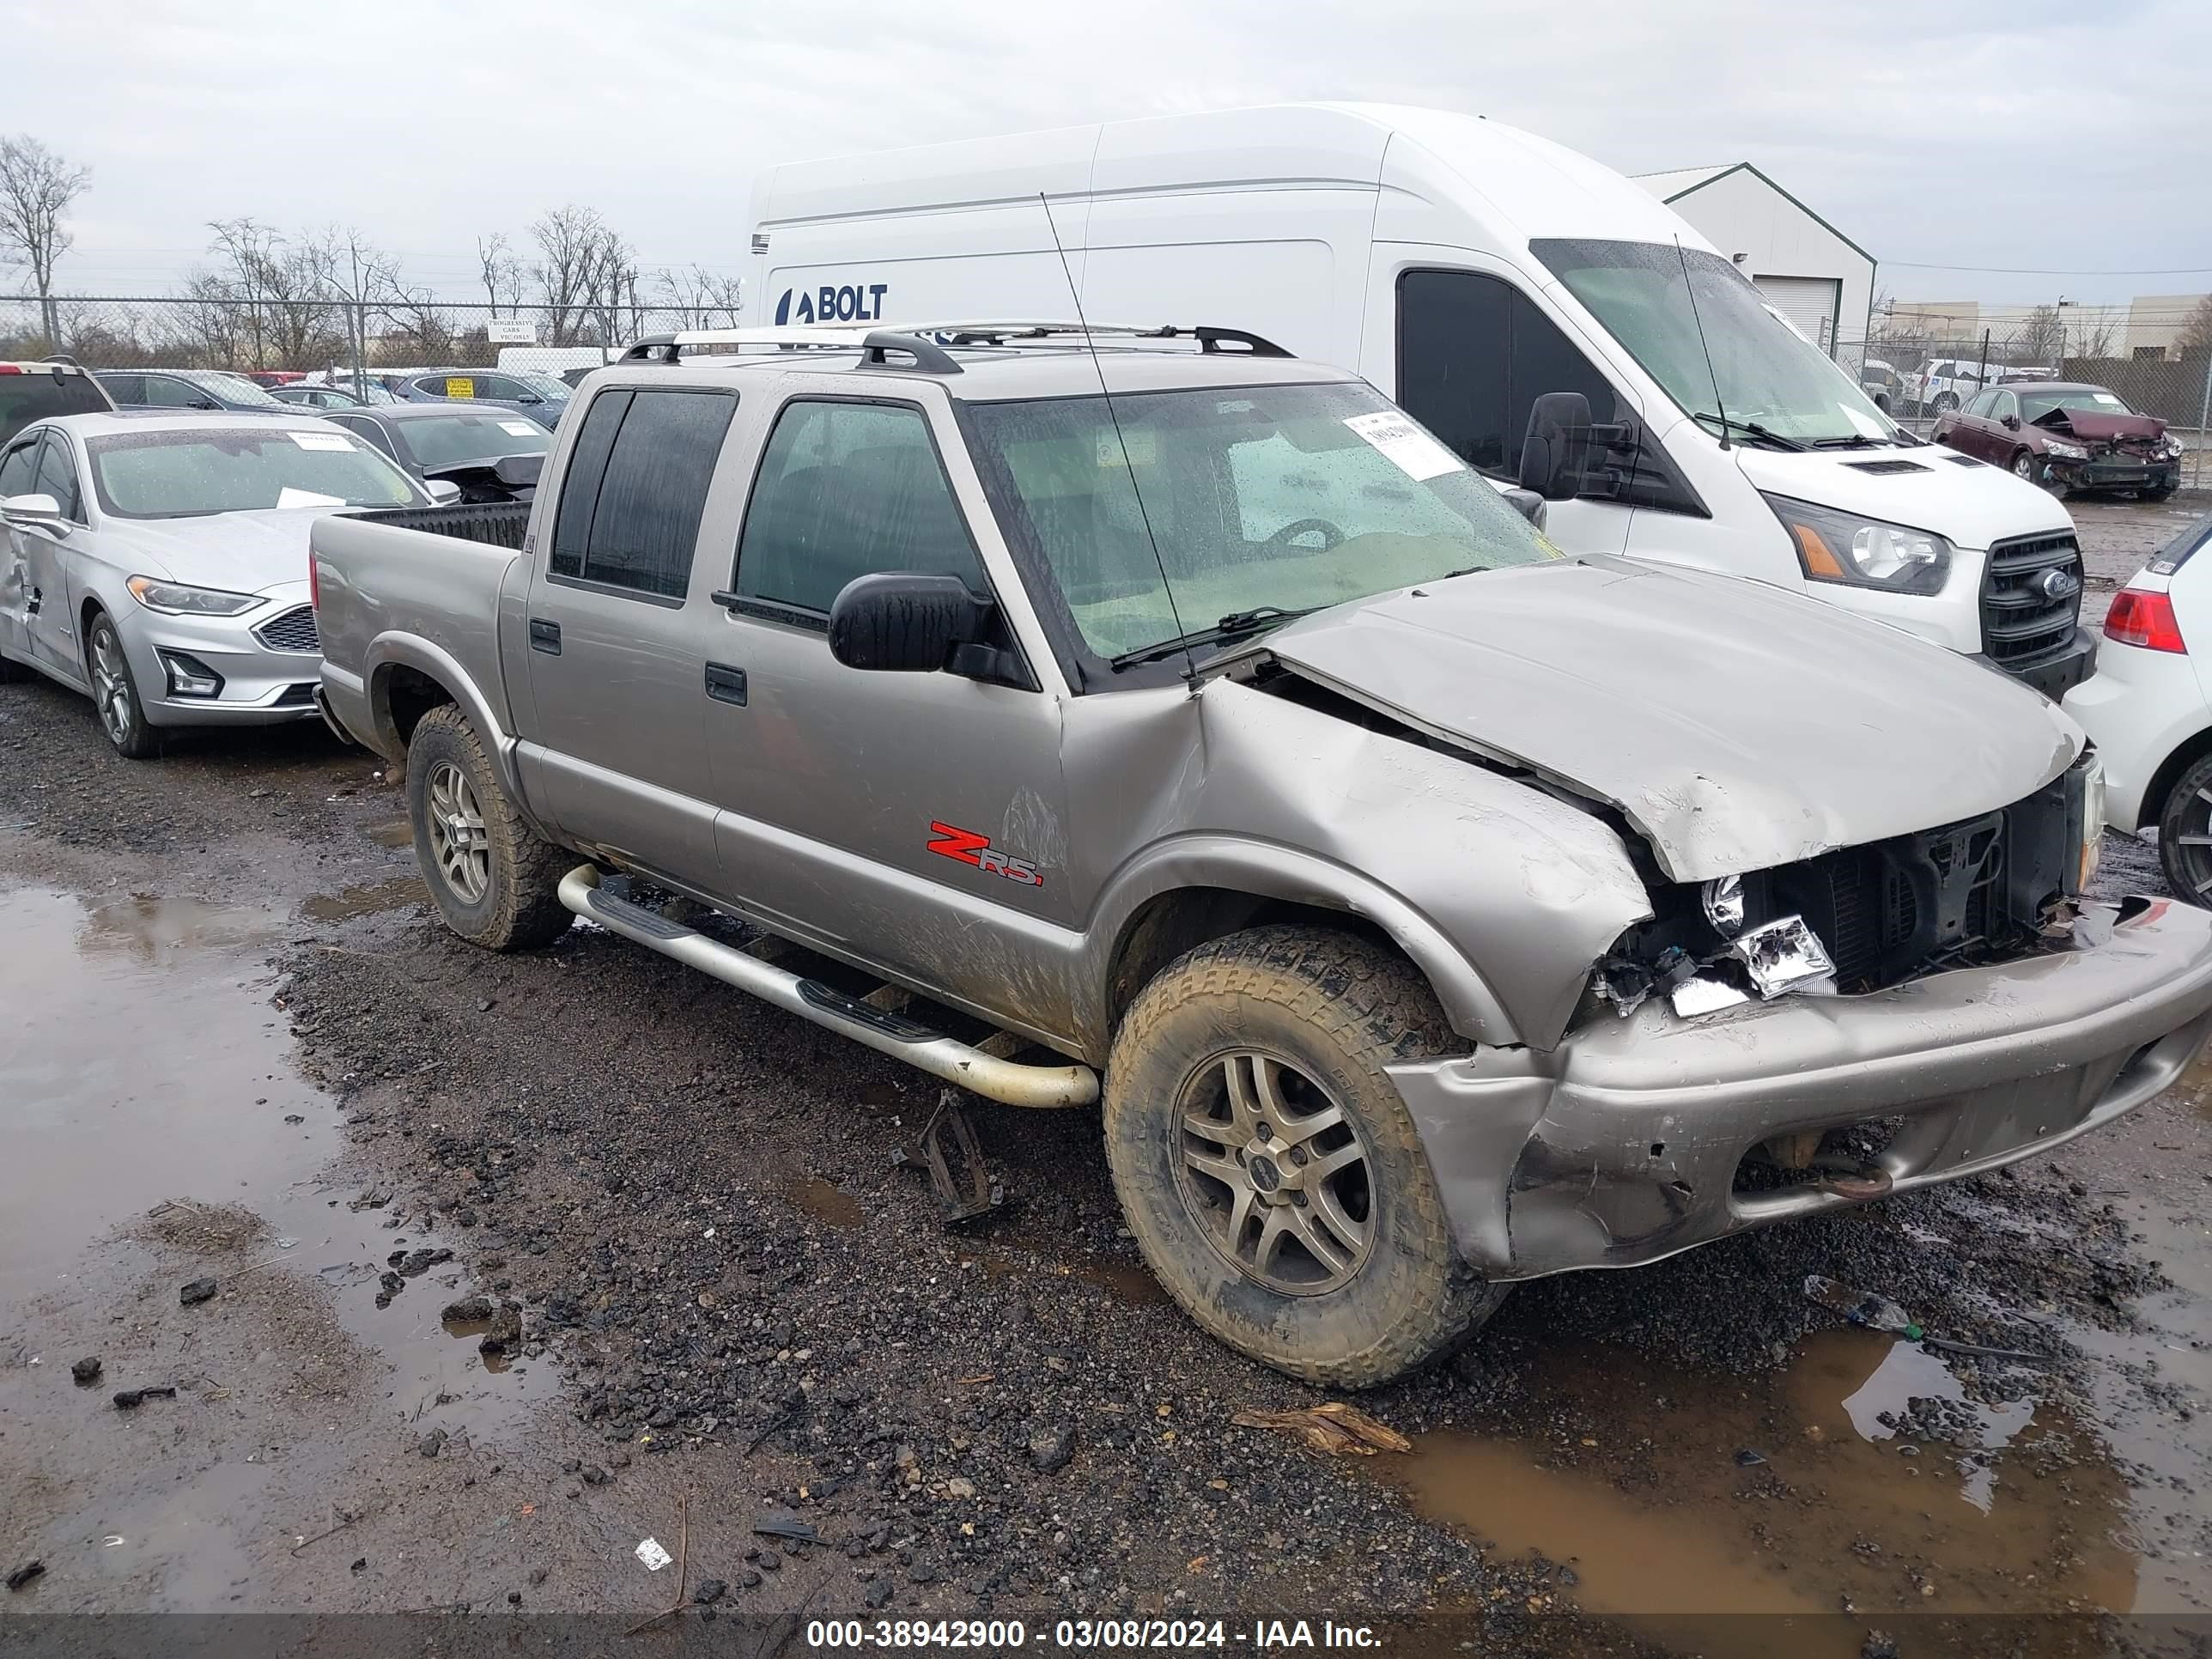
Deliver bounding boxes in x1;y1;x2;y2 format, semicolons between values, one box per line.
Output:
289;431;354;452
1342;410;1461;482
498;420;538;436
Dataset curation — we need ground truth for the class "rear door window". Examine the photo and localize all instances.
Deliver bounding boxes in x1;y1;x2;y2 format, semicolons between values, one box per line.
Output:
140;375;208;408
548;387;736;601
733;399;982;620
1395;270;1617;477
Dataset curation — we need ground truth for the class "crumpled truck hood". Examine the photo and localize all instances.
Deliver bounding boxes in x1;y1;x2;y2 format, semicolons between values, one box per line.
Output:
1258;556;2082;883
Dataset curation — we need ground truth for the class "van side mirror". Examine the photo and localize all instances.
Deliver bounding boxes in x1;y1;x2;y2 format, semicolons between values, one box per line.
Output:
1518;392;1594;501
829;572;996;674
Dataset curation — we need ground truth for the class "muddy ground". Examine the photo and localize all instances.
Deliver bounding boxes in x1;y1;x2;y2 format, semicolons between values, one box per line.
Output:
4;503;2212;1657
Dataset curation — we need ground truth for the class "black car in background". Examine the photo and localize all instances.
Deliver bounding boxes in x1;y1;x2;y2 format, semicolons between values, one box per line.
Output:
320;401;551;501
94;368;295;414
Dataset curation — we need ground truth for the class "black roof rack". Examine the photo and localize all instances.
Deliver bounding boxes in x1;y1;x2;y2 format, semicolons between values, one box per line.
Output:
857;331;963;374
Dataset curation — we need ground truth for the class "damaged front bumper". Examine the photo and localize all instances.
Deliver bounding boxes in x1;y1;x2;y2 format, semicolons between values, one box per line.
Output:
1391;897;2212;1280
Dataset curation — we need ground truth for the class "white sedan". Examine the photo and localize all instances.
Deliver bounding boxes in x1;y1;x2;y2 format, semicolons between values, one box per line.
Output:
2063;512;2212;900
0;410;446;757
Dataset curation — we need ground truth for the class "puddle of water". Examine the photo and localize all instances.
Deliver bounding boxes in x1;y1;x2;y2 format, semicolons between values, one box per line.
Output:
787;1174;865;1228
956;1243;1167;1308
301;875;427;922
1389;1327;2140;1649
0;885;305;1304
364;817;415;849
2170;1045;2212;1123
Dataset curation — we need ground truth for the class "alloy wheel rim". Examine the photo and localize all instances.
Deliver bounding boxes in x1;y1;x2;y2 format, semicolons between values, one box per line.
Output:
90;629;133;744
2014;453;2035;478
425;762;492;905
1176;1048;1376;1296
2175;785;2212;898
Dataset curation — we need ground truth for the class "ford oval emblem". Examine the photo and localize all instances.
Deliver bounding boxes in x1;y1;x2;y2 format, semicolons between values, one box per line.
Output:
2038;568;2081;601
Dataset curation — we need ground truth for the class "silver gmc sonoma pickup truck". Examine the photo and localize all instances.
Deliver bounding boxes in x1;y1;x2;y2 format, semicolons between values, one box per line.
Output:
310;323;2212;1386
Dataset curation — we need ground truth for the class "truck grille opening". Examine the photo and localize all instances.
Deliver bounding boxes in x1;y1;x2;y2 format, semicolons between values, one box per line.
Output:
253;604;320;654
1979;530;2083;677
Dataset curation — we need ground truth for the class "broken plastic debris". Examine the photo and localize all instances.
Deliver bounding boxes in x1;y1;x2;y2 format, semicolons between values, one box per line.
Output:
1804;1274;2055;1365
1230;1401;1411;1456
635;1537;673;1572
1730;915;1836;1000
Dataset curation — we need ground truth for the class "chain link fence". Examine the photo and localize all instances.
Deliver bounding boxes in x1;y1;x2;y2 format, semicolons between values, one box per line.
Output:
0;295;744;378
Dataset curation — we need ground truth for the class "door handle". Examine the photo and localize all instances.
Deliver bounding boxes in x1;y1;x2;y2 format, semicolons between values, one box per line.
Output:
528;617;562;654
703;662;748;706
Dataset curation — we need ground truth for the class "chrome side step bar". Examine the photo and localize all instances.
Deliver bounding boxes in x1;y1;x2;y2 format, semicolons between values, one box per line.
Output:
557;866;1098;1109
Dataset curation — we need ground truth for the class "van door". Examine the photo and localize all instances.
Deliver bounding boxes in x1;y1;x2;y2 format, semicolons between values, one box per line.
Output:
1370;256;1638;556
519;384;740;887
703;391;1077;1040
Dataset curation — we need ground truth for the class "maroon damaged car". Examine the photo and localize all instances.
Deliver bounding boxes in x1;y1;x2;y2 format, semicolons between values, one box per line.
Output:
1935;380;2183;500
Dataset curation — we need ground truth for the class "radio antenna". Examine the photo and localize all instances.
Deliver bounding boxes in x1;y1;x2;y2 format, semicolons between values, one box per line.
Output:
1676;234;1729;452
1037;192;1200;694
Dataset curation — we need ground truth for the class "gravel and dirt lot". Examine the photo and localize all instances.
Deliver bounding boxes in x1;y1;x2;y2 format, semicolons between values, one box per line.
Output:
3;501;2211;1657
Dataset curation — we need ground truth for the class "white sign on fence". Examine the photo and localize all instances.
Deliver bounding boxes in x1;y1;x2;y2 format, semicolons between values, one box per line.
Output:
486;319;538;344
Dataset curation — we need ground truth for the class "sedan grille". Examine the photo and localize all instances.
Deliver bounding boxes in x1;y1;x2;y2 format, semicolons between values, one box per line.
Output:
1978;530;2082;676
254;604;320;654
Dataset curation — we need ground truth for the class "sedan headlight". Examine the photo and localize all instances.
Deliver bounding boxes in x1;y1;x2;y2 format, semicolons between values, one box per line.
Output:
2044;441;2089;461
125;575;265;617
1762;495;1952;595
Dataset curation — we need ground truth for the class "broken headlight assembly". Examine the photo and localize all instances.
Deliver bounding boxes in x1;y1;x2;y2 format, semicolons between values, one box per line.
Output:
1763;495;1952;595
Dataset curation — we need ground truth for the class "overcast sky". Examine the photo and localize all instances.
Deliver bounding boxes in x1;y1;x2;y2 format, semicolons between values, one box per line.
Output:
8;0;2209;313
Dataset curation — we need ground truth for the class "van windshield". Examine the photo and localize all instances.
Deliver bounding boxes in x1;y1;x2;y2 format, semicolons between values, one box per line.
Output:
1532;239;1899;447
965;382;1559;665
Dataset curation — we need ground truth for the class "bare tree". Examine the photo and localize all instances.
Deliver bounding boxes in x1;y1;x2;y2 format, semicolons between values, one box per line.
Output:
2066;313;2118;362
2179;295;2212;358
0;136;91;346
198;219;348;368
529;205;633;345
311;227;400;382
477;232;525;318
2011;304;2067;368
659;264;744;330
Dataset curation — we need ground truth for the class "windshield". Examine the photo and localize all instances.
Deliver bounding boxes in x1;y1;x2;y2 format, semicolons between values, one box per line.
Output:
1533;239;1897;446
88;427;420;519
399;410;550;469
965;381;1559;664
182;371;286;408
2021;386;2133;421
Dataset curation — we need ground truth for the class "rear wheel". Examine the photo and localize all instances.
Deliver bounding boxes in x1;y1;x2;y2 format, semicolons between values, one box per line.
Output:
1103;924;1504;1388
405;702;572;950
86;611;158;759
2158;754;2212;907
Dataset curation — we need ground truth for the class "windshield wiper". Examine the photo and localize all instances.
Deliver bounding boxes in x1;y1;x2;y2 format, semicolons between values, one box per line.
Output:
1112;605;1319;668
1691;412;1806;452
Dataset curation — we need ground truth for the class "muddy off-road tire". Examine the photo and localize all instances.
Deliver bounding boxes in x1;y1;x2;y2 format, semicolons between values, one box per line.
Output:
1103;925;1505;1388
405;703;571;951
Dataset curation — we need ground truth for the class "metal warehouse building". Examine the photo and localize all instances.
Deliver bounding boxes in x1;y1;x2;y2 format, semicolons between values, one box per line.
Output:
1635;162;1875;363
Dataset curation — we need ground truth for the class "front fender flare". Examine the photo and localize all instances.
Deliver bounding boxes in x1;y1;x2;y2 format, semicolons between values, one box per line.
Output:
1083;835;1521;1053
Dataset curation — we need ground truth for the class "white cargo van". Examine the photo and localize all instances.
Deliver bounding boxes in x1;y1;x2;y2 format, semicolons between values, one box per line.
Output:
745;103;2092;696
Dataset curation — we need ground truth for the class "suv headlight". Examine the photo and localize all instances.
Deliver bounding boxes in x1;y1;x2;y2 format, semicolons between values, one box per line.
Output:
125;575;264;617
1762;495;1952;595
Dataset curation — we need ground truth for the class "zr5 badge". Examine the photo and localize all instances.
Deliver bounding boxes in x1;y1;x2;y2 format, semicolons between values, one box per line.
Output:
927;821;1044;889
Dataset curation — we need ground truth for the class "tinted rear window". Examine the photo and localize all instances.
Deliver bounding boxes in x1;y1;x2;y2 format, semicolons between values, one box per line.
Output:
0;372;109;446
550;388;736;600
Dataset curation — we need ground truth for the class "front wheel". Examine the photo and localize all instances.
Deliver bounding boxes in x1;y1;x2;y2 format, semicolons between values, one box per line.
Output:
1103;925;1504;1388
2158;753;2212;906
405;702;573;950
86;611;158;758
2012;449;2040;483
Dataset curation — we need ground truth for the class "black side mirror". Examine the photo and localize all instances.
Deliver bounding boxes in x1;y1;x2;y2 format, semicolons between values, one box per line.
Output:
516;393;543;404
1518;392;1595;501
1498;486;1547;529
491;453;544;489
828;572;995;674
2001;414;2021;430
